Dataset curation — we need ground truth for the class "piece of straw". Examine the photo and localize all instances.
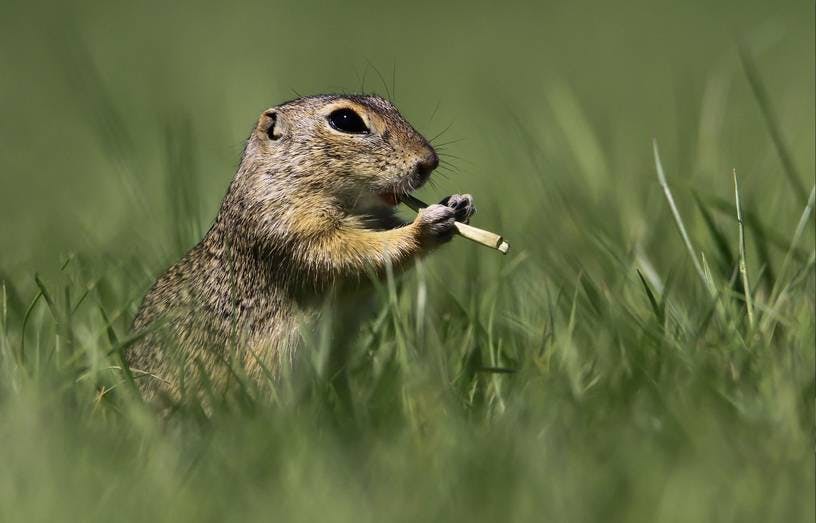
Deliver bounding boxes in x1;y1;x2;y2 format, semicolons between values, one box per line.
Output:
400;194;510;254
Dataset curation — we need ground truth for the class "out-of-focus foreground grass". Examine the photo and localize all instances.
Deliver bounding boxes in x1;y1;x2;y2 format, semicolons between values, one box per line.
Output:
0;0;813;521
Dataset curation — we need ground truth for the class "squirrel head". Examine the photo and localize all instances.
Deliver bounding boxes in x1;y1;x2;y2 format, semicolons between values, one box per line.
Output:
241;95;438;210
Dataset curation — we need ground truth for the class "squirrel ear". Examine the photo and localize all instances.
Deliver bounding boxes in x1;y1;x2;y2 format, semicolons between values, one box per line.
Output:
259;110;283;141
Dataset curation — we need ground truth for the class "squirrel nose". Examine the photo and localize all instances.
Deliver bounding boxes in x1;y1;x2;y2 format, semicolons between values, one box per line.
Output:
415;149;439;177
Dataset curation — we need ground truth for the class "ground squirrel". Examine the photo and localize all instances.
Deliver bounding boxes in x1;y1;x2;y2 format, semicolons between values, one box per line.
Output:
127;94;475;401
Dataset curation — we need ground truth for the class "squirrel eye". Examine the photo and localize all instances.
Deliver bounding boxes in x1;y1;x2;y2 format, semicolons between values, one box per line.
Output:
327;108;369;134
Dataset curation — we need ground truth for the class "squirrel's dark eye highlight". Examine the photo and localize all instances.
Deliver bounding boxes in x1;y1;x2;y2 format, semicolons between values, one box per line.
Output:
327;108;369;134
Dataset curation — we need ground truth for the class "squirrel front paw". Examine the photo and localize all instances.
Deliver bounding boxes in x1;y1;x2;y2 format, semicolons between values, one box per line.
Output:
439;193;476;224
415;194;476;247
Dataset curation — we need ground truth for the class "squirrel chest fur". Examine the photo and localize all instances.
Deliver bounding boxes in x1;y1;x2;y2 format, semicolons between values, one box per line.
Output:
127;94;475;400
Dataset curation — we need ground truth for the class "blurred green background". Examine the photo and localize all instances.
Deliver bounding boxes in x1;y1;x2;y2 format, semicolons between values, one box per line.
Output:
1;0;812;269
0;0;813;521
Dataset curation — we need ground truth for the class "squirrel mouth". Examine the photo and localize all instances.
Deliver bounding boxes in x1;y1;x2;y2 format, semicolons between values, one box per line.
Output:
376;170;430;208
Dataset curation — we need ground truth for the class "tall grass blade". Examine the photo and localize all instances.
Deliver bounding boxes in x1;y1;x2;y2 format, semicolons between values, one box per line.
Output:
636;269;664;324
739;45;808;204
693;191;735;276
776;185;816;290
704;195;810;262
732;170;755;327
652;140;708;291
762;185;816;330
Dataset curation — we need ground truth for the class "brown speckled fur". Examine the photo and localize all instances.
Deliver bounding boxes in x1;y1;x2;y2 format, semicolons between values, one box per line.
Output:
127;94;474;402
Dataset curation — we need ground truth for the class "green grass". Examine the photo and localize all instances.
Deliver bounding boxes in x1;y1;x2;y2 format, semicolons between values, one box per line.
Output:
0;0;814;521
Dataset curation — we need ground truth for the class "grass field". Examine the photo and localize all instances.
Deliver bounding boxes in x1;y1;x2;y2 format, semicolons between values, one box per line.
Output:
1;0;814;521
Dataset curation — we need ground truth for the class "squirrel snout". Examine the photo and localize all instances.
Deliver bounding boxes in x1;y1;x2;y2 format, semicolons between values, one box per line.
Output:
414;149;439;178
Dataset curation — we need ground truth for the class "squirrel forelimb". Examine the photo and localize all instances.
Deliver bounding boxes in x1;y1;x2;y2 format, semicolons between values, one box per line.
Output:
400;194;510;254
